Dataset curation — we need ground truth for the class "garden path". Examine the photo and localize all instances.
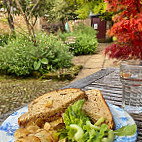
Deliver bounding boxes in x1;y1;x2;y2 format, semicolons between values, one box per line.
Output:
72;43;119;82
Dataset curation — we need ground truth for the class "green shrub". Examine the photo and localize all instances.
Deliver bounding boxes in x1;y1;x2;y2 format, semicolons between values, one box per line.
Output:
0;33;10;47
59;24;98;55
0;33;73;76
0;32;16;47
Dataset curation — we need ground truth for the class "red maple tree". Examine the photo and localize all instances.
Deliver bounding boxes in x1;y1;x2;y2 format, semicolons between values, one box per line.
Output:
105;0;142;60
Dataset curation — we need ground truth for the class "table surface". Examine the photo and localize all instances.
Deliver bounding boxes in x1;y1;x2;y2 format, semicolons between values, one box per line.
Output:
0;67;142;141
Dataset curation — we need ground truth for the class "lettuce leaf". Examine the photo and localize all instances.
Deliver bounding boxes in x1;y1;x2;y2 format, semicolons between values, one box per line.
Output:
63;99;90;127
114;124;137;136
60;99;110;142
58;99;137;142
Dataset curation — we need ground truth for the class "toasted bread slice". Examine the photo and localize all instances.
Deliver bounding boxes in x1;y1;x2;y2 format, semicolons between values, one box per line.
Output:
18;88;86;127
82;89;114;129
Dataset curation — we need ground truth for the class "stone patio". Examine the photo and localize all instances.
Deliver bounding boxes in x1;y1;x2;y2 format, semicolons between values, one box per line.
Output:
72;43;120;81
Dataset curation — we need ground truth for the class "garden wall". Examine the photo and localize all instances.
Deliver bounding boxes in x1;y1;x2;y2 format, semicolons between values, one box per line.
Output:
0;12;41;34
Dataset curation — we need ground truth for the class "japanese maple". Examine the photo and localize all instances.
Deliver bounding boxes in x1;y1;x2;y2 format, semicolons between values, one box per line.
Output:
105;0;142;60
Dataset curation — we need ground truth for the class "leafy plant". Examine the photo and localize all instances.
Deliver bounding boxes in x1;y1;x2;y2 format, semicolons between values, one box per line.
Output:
0;33;15;47
0;34;9;47
33;58;49;70
105;0;142;60
59;24;98;55
0;32;73;76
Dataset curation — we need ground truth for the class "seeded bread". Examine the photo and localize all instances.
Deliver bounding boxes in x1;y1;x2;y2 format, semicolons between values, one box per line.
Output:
82;89;114;129
18;88;86;127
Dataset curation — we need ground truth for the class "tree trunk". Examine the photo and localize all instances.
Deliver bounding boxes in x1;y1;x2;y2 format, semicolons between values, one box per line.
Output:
7;10;14;31
6;0;15;34
60;18;66;33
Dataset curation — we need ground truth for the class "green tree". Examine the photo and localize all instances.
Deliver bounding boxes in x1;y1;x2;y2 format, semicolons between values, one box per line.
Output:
43;0;108;32
43;0;79;32
0;0;53;42
14;0;54;44
65;0;114;21
69;0;107;19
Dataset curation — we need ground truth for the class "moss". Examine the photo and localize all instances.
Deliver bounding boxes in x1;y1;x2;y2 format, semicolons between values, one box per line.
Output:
41;65;83;80
32;71;41;78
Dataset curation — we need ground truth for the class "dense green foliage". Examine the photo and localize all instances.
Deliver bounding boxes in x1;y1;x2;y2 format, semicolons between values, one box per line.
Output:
63;0;107;19
0;32;73;76
59;24;98;55
0;33;10;47
0;33;16;47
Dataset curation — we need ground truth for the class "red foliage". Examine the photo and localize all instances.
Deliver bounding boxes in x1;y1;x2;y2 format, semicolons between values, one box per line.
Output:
105;0;142;60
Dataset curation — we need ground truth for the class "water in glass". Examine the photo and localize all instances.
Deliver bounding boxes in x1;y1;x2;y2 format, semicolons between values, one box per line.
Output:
120;60;142;114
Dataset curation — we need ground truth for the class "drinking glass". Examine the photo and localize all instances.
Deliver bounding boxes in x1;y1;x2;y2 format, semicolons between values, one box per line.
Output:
120;60;142;114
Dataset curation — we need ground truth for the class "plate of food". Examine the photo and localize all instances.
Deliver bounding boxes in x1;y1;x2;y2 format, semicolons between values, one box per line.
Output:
0;89;137;142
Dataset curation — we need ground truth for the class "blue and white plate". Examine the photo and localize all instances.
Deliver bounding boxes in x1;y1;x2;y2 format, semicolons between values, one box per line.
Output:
0;103;137;142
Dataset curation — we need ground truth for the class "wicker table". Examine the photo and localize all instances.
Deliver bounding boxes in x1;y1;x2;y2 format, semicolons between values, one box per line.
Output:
0;67;142;141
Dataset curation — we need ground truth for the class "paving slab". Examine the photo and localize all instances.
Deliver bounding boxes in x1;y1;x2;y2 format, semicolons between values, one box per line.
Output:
72;43;119;82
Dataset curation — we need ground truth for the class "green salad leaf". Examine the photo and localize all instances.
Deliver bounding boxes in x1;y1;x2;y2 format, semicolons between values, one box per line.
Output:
58;99;137;142
63;99;90;127
114;124;137;136
69;124;84;141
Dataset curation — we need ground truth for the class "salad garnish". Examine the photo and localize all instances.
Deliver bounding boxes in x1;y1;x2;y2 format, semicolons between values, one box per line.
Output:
58;99;137;142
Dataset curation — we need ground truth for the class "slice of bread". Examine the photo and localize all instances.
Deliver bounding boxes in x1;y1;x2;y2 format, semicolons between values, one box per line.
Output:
82;89;114;129
18;88;86;127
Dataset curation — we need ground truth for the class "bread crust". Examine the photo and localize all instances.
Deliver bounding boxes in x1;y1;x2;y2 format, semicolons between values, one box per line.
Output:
83;89;114;129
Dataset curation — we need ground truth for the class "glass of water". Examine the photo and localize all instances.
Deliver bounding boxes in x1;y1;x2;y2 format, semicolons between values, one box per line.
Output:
120;60;142;114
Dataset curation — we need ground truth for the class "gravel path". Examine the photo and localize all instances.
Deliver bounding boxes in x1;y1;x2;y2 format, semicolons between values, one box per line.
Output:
0;79;71;115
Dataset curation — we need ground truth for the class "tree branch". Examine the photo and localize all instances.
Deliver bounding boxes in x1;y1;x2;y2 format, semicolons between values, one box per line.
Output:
14;0;31;35
135;1;140;13
14;0;27;18
16;30;30;41
27;0;40;20
14;22;29;34
6;0;15;32
32;16;37;27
